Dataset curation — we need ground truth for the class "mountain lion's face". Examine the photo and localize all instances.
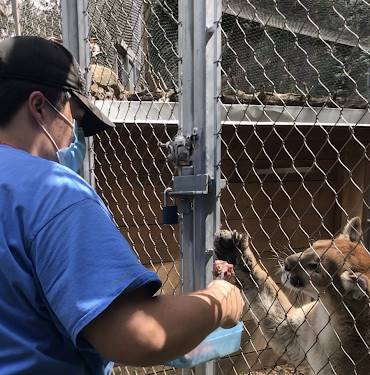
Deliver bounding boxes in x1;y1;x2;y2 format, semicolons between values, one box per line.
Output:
281;234;370;300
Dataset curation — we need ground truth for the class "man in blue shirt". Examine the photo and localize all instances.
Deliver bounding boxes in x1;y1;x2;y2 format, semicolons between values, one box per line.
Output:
0;36;244;374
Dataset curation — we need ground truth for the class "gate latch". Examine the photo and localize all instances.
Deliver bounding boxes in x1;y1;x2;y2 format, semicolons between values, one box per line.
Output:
159;128;198;167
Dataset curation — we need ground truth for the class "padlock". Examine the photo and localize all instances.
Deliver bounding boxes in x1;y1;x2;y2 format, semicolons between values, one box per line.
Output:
163;188;178;225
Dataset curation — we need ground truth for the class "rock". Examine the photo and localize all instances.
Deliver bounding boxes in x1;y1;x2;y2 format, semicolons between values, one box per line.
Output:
90;64;127;100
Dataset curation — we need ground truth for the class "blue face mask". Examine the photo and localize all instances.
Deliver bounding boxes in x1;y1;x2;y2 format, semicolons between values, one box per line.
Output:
39;99;87;173
56;125;86;173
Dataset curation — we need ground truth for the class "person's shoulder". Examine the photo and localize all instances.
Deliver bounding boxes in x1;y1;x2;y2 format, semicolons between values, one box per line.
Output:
44;161;97;201
41;161;103;210
0;146;111;244
0;145;102;209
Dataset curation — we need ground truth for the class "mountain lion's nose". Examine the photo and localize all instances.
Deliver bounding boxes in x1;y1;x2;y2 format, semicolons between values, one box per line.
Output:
290;275;304;288
284;254;299;272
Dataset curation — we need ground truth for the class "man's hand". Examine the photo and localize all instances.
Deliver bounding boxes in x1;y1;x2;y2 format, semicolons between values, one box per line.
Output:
205;279;244;329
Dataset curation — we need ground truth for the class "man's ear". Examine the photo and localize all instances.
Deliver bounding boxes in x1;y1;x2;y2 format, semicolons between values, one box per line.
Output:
342;217;362;243
28;91;48;124
341;270;368;300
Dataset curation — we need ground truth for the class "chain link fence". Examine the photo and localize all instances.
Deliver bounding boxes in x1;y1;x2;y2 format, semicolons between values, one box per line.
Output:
90;1;370;373
86;1;181;374
0;0;61;39
1;1;370;374
218;1;370;374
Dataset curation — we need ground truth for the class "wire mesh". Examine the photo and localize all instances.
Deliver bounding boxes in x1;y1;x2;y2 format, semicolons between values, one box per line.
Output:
218;1;370;374
0;0;61;39
86;1;181;374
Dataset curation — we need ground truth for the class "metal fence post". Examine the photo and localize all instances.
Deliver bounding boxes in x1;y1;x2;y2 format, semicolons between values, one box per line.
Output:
11;0;21;36
179;0;222;374
178;0;194;296
193;0;222;293
61;0;95;188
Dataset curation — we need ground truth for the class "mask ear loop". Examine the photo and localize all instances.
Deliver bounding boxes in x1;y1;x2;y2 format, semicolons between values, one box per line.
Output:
38;122;59;152
40;93;76;152
44;97;75;130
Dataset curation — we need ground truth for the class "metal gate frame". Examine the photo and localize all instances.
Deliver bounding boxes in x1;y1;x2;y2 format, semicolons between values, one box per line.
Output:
177;1;222;374
61;0;95;188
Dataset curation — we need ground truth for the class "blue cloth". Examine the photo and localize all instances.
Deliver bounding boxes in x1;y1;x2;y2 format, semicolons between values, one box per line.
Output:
0;145;162;375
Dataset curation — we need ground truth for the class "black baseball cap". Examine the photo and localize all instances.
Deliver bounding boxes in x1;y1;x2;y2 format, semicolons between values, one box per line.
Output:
0;35;115;136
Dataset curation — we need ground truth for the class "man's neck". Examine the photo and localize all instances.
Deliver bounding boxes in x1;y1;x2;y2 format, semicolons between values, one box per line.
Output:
0;126;31;153
0;112;57;162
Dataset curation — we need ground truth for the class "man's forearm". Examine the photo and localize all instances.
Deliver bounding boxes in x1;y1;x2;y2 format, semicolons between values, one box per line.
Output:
120;292;223;366
82;288;225;366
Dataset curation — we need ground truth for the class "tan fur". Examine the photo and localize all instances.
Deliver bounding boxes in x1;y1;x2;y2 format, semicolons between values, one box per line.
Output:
214;218;370;375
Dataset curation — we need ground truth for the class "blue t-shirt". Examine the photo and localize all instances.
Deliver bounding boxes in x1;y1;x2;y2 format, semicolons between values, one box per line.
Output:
0;145;162;375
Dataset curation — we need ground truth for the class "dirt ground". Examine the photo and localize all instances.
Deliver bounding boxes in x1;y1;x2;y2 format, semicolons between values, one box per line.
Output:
249;365;308;375
113;364;308;375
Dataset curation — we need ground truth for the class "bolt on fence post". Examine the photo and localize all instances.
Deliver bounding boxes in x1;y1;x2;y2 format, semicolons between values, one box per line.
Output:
179;0;222;374
61;0;95;188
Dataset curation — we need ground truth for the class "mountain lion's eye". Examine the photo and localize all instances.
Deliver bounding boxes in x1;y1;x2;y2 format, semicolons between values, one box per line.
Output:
308;263;320;272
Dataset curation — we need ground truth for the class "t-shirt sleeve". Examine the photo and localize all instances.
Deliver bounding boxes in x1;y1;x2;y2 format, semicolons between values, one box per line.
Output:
29;198;162;346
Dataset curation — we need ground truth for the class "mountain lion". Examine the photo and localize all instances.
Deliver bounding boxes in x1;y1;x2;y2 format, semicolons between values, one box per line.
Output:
214;217;370;374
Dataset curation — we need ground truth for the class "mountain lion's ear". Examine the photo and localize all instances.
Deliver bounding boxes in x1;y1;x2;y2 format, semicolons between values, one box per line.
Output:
341;270;368;300
342;217;362;243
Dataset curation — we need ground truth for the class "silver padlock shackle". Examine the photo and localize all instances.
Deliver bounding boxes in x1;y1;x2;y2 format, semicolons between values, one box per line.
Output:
163;187;175;207
164;187;172;195
162;187;179;225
